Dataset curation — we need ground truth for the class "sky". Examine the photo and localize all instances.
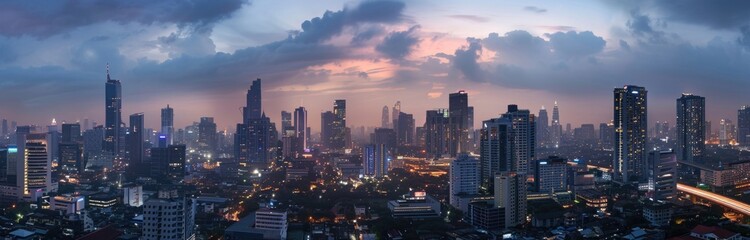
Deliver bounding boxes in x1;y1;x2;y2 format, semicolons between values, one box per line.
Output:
1;0;750;133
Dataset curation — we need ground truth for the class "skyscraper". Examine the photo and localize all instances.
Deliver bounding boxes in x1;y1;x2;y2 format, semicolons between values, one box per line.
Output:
104;64;122;154
494;171;526;228
61;123;82;143
719;119;734;146
198;117;217;154
128;113;145;175
613;85;648;183
738;106;750;146
676;94;705;162
646;150;677;200
449;154;479;212
424;109;451;159
550;102;562;147
397;112;415;145
247;114;278;165
381;106;390;129
533;156;567;193
150;145;186;183
392;101;401;128
480;117;511;189
21;133;52;198
501;104;535;174
245;79;262;123
536;107;549;148
323;100;347;150
161;105;174;145
321;111;336;148
294;107;308;150
281;111;293;135
363;144;390;178
449;91;470;153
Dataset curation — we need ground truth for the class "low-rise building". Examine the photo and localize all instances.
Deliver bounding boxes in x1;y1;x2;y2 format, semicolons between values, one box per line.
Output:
388;191;441;219
224;208;288;240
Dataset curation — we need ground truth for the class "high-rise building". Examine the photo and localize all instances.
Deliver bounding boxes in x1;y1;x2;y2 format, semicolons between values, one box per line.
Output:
533;156;567;193
381;106;390;128
501;105;535;174
392;101;401;128
363;144;390;178
281;111;292;135
449;91;470;153
104;65;122;154
21;133;52;198
244;79;262;123
142;193;196;240
424;109;452;159
333;100;347;149
1;119;7;137
247;114;278;165
61;123;81;143
128;113;145;174
676;94;705;162
739;106;750;146
719;119;735;146
321;111;336;148
613;85;648;183
83;126;104;159
397;112;415;145
161;105;174;145
449;154;479;212
480;117;511;189
494;171;526;228
198;117;217;154
234;124;249;163
599;122;614;149
294;107;308;150
573;124;596;144
646;150;677;200
550;102;562;147
537;107;549;148
59;142;83;175
150;145;186;183
654;121;670;139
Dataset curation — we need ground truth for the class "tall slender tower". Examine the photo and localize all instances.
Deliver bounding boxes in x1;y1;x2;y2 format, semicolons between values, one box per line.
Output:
449;91;469;154
161;105;174;145
128;113;145;175
550;102;561;147
294;107;308;150
244;79;262;124
613;85;648;183
537;107;549;148
381;106;390;129
676;94;705;162
738;106;750;146
104;64;122;154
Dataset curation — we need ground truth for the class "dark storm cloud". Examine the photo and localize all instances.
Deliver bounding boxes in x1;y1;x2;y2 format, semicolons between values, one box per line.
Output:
452;38;485;82
375;25;420;60
292;0;405;44
650;1;750;29
738;26;750;50
523;6;547;14
545;31;606;59
0;0;247;38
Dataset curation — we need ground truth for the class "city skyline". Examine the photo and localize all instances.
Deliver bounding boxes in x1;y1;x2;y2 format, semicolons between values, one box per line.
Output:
1;1;750;132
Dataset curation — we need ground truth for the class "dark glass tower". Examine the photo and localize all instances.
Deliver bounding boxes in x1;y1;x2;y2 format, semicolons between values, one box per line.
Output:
739;106;750;146
104;64;122;154
161;105;174;145
128;113;145;175
613;85;648;183
676;94;705;162
244;79;262;123
294;107;308;150
449;91;469;154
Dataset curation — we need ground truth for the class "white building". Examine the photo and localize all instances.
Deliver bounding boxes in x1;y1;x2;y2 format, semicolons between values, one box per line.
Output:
224;208;288;240
495;171;526;228
123;185;144;207
449;154;479;213
388;191;441;219
50;195;85;214
142;196;196;240
21;133;52;201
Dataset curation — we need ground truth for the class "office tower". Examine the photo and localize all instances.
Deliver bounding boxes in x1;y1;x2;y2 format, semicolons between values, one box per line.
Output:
397;112;415;145
599;122;615;148
3;145;17;184
247;114;277;165
244;78;262;123
321;111;335;148
392;101;401;128
449;91;470;153
537;107;549;148
333;100;347;149
550;102;562;147
142;193;196;240
198;117;217;154
128;113;145;175
676;94;705;162
281;111;293;136
234;124;249;163
646;150;677;200
150;145;186;183
449;154;479;212
533;156;567;193
573;124;596;144
424;109;452;159
363;144;390;178
381;106;390;128
500;105;535;174
480;117;512;189
161;105;174;145
613;85;648;183
494;171;526;228
47;120;60;166
1;119;7;137
294;107;308;150
10;121;17;134
467;106;476;152
719;119;734;146
61;123;82;143
83;126;104;158
104;65;122;154
21;133;52;198
83;118;89;131
59;142;83;175
739;106;750;146
371;128;397;150
0;149;7;182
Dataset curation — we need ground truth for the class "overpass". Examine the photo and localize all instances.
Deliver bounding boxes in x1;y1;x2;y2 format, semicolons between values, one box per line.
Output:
677;183;750;216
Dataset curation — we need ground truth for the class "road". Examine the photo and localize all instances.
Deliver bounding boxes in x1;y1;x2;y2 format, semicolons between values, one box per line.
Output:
677;183;750;216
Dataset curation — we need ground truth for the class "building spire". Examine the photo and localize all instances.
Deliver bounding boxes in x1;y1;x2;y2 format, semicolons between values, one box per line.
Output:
106;62;110;81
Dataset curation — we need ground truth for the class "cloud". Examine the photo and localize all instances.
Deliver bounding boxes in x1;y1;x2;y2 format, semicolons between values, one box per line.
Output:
452;38;485;82
375;25;420;60
545;31;606;59
447;15;490;23
650;1;750;29
0;0;247;38
482;31;549;65
293;0;405;44
626;10;667;43
523;6;547;14
738;25;750;50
